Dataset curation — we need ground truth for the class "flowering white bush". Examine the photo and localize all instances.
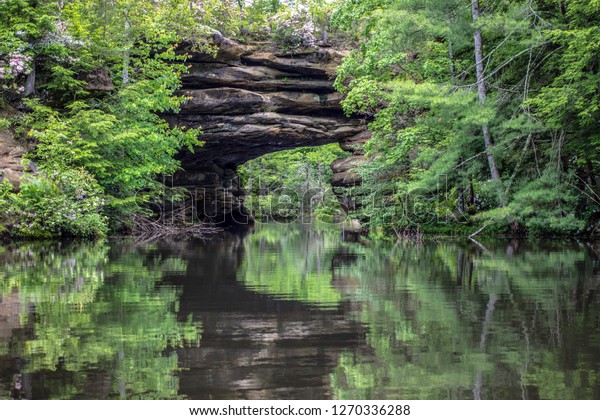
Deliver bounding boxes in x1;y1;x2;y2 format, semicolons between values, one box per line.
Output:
40;19;85;48
272;6;317;50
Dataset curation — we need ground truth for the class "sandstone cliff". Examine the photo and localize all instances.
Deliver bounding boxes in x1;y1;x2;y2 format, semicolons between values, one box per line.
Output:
166;37;368;223
0;130;28;190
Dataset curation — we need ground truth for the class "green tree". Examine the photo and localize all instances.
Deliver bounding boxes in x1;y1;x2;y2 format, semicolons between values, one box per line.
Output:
331;0;600;237
240;144;349;221
1;0;215;236
0;0;54;97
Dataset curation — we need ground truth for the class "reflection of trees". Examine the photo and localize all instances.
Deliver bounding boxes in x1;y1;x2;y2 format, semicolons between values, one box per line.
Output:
239;223;342;308
0;242;201;399
331;241;600;399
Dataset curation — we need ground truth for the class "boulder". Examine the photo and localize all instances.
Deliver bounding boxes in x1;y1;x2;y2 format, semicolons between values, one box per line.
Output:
330;156;369;173
83;68;114;91
170;112;363;168
242;48;347;77
182;64;335;93
339;131;372;152
176;36;255;64
341;219;363;233
0;130;28;190
179;88;343;115
331;171;362;187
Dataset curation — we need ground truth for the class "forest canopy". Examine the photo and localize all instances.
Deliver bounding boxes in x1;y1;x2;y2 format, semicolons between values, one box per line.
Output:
1;0;599;238
330;0;600;237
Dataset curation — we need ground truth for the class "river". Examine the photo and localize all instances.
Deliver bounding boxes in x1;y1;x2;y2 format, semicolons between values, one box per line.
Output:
1;222;599;399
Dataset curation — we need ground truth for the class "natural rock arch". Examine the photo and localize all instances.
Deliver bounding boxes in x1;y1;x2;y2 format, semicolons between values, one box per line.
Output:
164;37;368;224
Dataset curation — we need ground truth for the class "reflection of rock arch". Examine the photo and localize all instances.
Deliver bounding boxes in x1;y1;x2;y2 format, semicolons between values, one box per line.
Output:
0;292;21;343
157;229;367;399
164;38;369;224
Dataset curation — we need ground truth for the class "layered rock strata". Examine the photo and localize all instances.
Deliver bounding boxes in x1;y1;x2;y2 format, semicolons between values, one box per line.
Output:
0;38;369;225
0;130;29;190
330;131;371;214
165;37;367;224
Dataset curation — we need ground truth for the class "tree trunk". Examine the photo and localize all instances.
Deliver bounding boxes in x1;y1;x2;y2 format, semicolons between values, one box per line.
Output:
260;162;266;197
472;0;505;205
467;174;475;212
448;40;456;81
318;160;323;191
122;51;129;85
24;60;35;96
122;15;131;85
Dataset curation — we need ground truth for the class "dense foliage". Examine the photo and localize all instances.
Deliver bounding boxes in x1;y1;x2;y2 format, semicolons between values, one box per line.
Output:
2;0;599;237
332;0;600;237
0;0;216;237
239;144;349;221
0;0;342;238
0;169;106;237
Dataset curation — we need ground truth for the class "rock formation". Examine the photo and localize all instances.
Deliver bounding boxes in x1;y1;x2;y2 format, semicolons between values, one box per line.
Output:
165;37;367;224
0;130;29;190
0;36;369;226
330;130;371;214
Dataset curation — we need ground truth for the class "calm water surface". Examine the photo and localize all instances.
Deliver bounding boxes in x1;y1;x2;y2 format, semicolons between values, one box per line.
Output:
1;222;600;399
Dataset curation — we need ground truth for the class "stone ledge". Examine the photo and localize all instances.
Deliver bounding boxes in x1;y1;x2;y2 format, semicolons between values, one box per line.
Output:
0;130;28;189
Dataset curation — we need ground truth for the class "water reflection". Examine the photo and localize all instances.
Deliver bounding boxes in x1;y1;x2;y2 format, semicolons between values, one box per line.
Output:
239;223;343;309
1;226;600;400
162;228;365;399
331;240;600;400
0;241;201;399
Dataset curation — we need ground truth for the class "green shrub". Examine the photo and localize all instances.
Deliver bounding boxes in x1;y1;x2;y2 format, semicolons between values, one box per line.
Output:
476;171;585;236
0;169;108;238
